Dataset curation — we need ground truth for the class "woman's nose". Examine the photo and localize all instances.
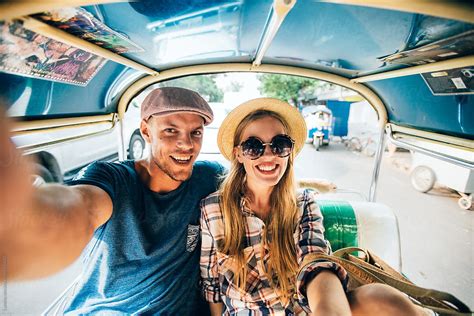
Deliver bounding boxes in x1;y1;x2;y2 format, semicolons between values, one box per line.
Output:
262;143;273;157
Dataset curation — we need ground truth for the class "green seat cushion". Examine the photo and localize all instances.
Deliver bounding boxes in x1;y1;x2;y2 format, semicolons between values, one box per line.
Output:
318;200;358;251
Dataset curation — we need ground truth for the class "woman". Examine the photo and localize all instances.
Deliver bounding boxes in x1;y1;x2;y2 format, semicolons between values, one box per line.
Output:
200;98;424;315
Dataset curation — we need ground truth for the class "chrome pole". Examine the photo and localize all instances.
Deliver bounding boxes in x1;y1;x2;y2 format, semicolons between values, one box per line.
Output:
387;134;473;170
369;127;386;202
117;115;126;161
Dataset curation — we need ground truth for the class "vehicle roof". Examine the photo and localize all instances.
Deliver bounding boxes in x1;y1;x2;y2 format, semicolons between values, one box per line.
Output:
0;0;473;143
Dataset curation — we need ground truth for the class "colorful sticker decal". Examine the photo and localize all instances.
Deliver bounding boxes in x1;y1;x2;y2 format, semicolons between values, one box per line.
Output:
0;21;107;86
32;8;144;54
421;67;474;95
380;30;474;66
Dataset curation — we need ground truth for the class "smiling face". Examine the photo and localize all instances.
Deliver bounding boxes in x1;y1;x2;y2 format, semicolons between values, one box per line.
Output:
235;116;290;190
141;112;204;183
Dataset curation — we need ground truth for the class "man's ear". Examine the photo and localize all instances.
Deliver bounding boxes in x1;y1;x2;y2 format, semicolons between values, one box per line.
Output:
140;119;152;144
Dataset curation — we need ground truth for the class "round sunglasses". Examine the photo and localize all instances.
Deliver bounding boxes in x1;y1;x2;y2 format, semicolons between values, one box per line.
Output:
238;134;295;160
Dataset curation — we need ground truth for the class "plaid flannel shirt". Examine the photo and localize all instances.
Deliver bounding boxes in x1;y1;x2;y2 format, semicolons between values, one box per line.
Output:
200;189;348;315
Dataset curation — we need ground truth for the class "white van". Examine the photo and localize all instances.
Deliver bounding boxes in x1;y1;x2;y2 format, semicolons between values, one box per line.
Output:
12;100;144;183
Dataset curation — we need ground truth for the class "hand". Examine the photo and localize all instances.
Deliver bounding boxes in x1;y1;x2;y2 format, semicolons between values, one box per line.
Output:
209;302;223;316
297;178;337;193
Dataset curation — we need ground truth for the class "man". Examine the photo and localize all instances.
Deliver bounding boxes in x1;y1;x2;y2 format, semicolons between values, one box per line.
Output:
0;88;224;315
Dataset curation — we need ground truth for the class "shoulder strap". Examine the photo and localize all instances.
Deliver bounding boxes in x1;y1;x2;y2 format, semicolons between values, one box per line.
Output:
300;248;472;315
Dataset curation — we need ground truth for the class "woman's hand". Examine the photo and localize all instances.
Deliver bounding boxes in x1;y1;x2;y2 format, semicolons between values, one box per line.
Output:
306;269;351;316
209;302;224;316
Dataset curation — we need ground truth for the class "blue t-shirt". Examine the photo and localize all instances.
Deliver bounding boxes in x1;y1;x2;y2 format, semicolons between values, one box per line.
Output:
59;160;224;315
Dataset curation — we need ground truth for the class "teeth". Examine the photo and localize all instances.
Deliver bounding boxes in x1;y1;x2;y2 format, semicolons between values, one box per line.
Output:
257;165;276;171
172;155;191;161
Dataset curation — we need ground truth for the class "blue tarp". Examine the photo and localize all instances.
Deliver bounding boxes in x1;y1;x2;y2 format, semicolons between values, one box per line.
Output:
327;100;351;137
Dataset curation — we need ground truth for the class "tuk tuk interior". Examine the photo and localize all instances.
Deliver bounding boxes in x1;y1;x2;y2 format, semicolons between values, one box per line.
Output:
0;0;473;313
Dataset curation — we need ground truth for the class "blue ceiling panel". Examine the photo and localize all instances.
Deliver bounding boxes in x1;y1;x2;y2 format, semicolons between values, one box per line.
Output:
368;75;474;139
266;2;415;73
90;0;272;69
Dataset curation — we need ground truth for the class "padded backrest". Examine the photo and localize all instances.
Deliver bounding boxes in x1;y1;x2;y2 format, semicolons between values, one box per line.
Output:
319;200;402;271
318;200;358;250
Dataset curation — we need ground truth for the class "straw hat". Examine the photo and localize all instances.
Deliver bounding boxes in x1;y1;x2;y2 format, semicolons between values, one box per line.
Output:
217;98;307;161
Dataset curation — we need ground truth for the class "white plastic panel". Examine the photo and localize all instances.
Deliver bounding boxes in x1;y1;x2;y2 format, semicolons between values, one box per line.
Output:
350;201;402;271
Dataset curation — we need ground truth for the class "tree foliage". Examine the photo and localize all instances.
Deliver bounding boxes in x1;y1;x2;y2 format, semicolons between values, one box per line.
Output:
159;75;223;102
258;74;321;105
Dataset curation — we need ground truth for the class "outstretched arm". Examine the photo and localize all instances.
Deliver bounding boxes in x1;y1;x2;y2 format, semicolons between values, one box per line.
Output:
5;184;112;280
294;189;349;314
0;110;112;280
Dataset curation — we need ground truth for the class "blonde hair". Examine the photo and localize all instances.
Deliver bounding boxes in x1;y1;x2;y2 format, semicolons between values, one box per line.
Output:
219;110;299;304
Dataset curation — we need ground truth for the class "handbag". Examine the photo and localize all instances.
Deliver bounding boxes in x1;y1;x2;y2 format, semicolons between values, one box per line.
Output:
300;247;473;316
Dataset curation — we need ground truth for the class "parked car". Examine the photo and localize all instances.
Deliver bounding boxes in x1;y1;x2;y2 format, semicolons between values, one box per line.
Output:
9;86;144;183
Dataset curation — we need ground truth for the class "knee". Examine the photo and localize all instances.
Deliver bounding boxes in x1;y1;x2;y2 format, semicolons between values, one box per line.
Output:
349;283;421;316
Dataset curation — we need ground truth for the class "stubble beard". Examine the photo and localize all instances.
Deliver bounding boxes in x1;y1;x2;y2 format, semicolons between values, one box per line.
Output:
152;156;193;182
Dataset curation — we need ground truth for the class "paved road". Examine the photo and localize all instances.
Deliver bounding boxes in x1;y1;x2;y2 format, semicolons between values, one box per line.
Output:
295;141;474;308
